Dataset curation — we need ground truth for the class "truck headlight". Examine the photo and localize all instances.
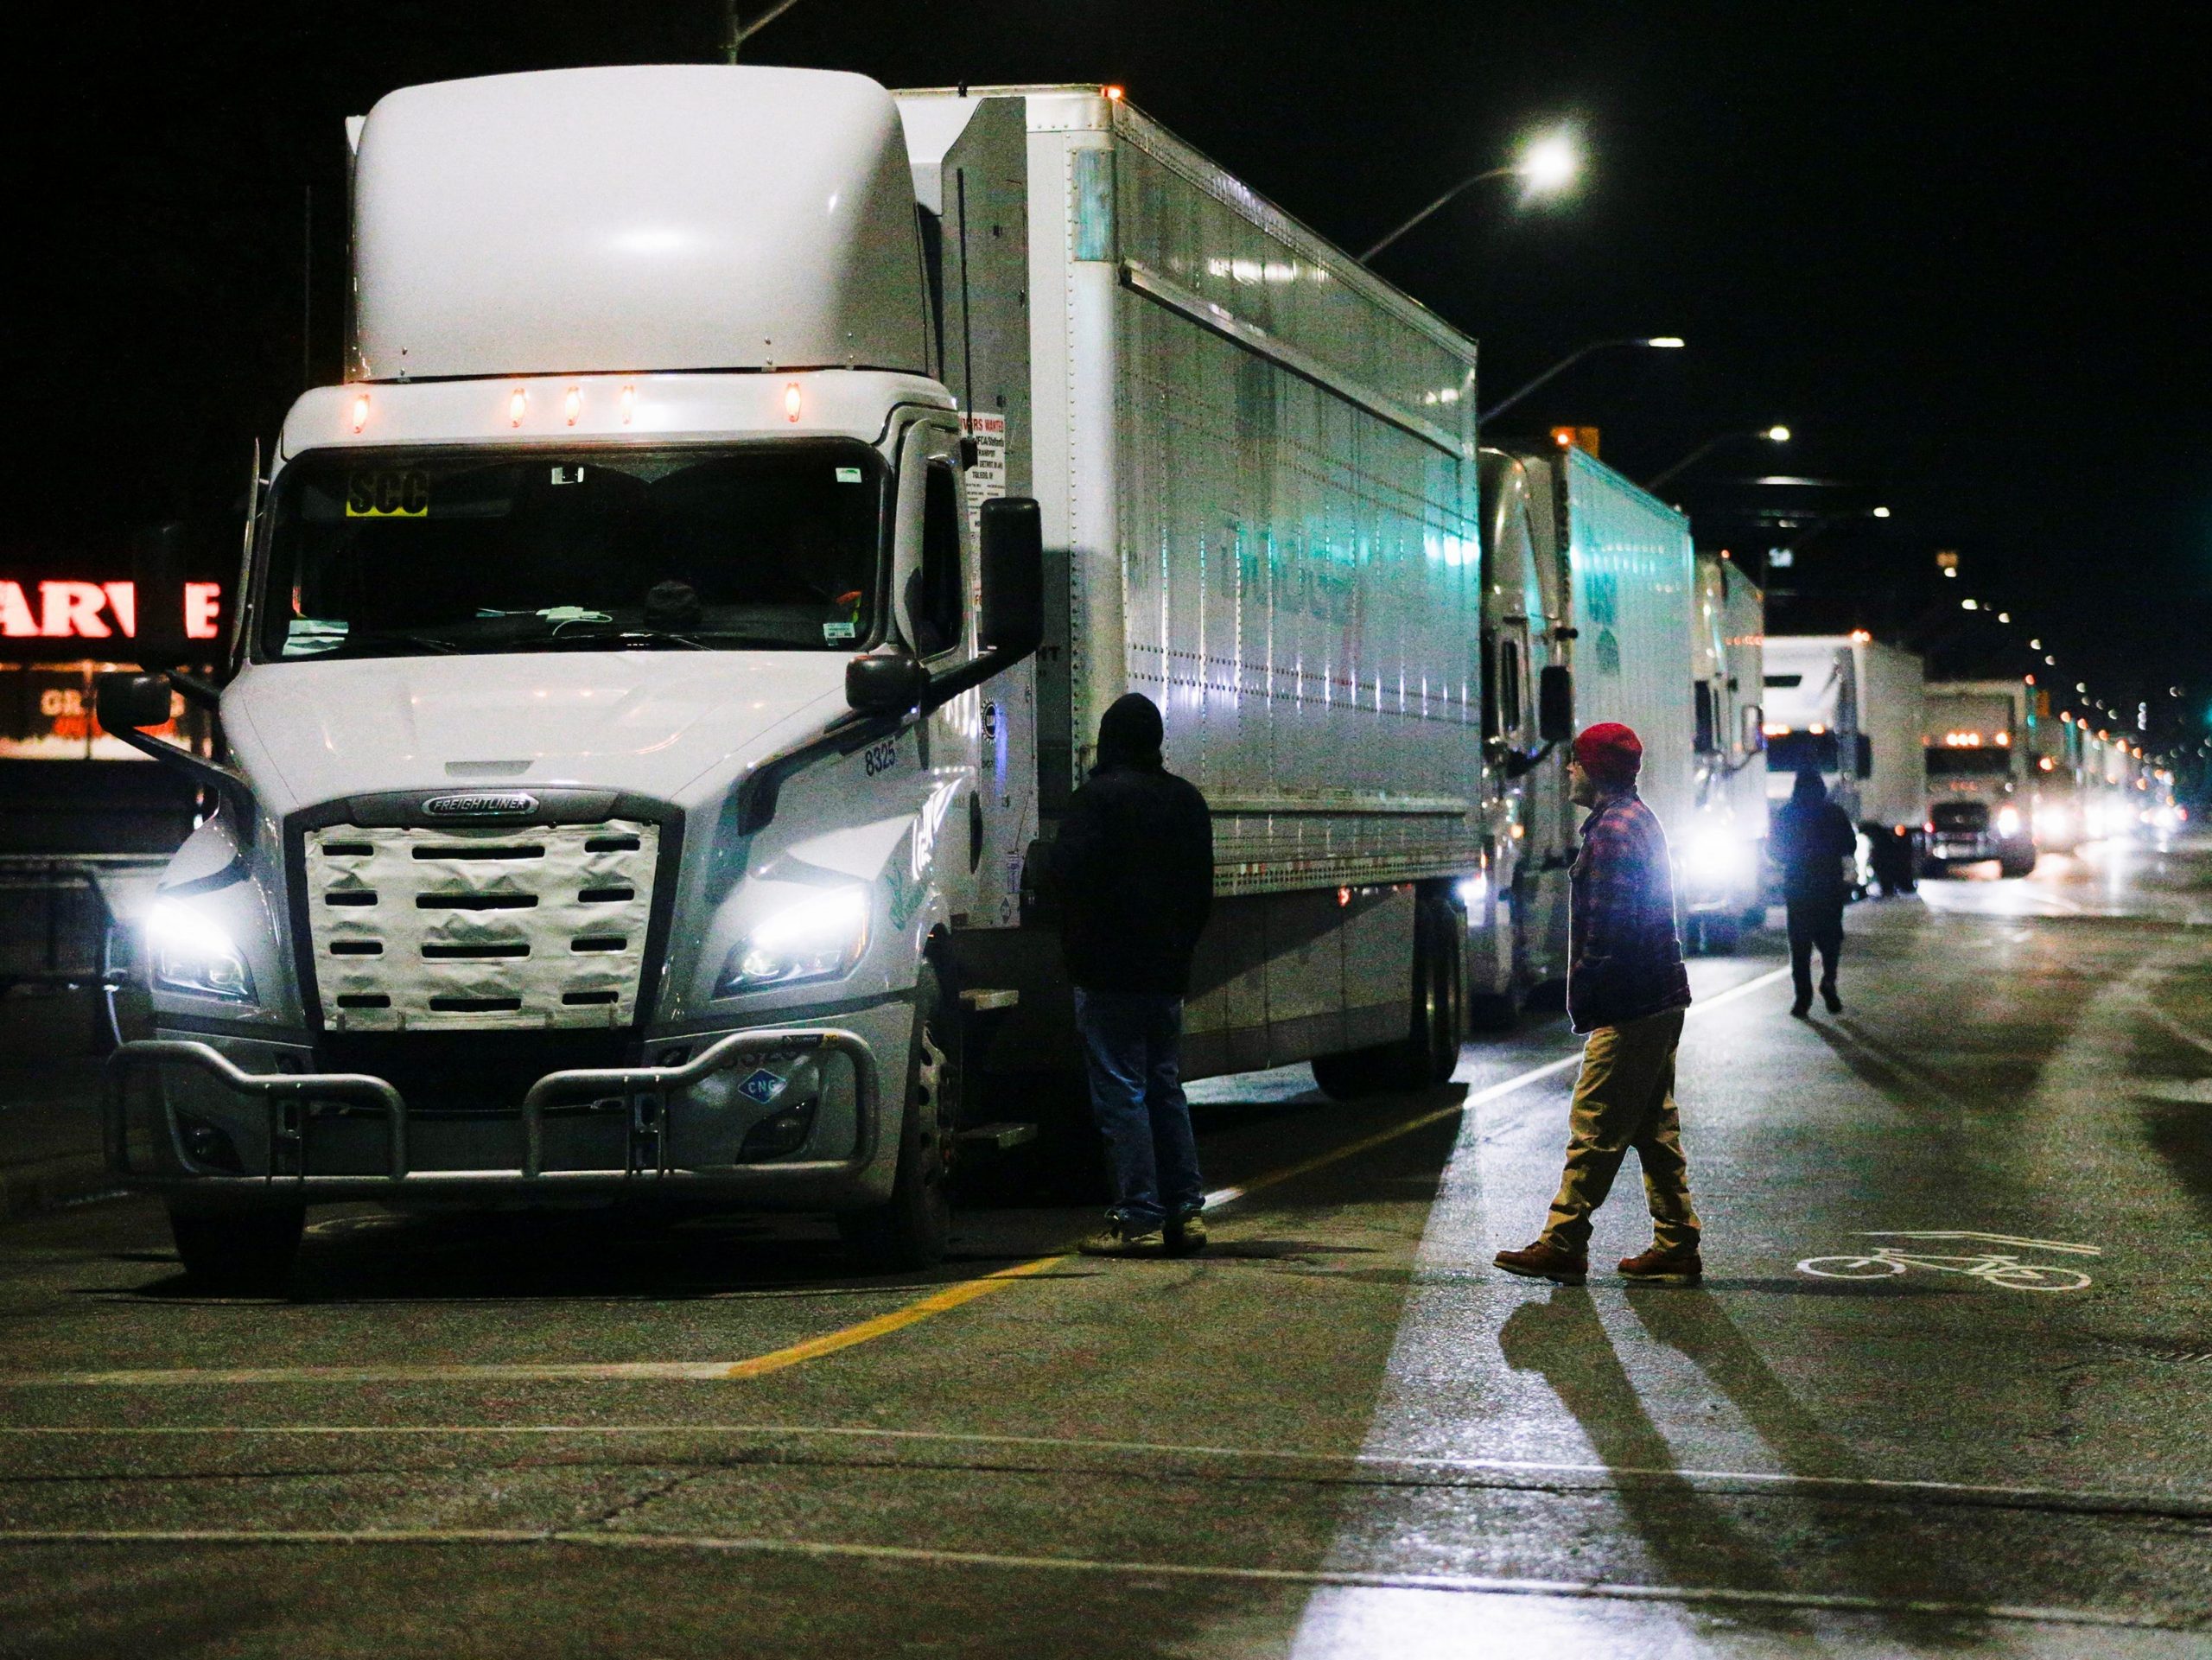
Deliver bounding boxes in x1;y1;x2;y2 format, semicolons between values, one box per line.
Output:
147;899;255;1002
1995;806;2022;837
1686;829;1745;881
717;887;870;995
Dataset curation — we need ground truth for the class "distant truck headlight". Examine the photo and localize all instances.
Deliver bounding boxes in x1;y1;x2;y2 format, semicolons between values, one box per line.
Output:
147;899;256;1002
718;887;870;995
1995;806;2023;837
1686;828;1748;882
2036;805;2070;840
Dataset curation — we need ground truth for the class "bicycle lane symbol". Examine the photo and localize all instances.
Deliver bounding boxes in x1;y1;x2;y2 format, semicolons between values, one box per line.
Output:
1796;1231;2099;1292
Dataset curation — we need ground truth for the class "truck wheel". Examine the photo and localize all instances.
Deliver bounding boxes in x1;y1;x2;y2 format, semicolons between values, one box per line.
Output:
840;964;957;1272
1312;896;1457;1098
1999;849;2037;880
1700;918;1741;954
167;1200;304;1294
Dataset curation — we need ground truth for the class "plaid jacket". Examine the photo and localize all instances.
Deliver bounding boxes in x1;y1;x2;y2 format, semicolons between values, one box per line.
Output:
1568;791;1693;1034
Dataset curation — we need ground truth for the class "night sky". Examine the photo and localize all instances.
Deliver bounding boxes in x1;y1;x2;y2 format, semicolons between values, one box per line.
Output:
10;3;2207;772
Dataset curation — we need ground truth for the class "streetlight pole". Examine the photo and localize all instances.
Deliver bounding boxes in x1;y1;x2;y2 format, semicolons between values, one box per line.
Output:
722;0;804;62
1357;127;1580;265
1358;167;1518;264
1645;425;1790;493
1478;337;1683;425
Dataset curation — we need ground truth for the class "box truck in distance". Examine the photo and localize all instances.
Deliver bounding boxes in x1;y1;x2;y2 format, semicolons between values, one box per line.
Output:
1761;634;1926;893
97;69;1525;1287
1923;679;2037;877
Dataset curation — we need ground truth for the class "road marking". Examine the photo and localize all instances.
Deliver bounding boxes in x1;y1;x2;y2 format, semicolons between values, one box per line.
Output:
2;1421;2206;1519
0;1527;2175;1630
3;964;1794;1391
1859;1231;2099;1255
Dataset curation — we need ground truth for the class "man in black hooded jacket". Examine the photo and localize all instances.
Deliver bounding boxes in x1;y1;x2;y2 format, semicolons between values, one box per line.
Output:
1054;692;1214;1257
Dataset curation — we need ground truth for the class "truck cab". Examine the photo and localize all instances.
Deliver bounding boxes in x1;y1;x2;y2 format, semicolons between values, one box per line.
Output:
1923;680;2037;877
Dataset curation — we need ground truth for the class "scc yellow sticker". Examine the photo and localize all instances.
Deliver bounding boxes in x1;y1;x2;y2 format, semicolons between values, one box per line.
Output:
346;470;429;518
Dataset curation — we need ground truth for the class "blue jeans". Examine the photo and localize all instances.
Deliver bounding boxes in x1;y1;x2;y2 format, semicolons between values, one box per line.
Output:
1073;989;1205;1231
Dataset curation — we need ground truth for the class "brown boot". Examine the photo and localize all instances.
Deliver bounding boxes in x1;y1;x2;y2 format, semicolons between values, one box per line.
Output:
1618;1243;1703;1285
1493;1240;1589;1286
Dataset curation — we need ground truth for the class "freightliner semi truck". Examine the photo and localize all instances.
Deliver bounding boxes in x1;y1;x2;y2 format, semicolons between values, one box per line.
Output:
96;68;1562;1287
1923;678;2037;876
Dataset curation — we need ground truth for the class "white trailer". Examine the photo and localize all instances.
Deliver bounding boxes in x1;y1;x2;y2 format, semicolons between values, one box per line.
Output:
1762;633;1926;891
96;70;1499;1285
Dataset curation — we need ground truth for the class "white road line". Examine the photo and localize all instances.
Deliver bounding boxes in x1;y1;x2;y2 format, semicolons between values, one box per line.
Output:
0;1527;2175;1631
4;1421;2198;1519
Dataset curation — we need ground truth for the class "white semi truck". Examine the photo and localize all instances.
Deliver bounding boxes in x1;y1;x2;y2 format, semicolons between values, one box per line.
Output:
1923;679;2037;876
1470;441;1715;998
97;69;1529;1286
1684;551;1769;946
1762;633;1927;891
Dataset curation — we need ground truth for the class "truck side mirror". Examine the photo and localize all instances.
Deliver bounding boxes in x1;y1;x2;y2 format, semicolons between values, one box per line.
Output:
1855;733;1874;779
96;671;176;730
1741;703;1765;753
978;496;1044;659
132;521;192;670
1693;681;1719;754
1537;665;1574;744
847;651;929;717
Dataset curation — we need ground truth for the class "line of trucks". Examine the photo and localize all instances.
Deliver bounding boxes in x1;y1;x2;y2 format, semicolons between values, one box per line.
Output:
87;67;2177;1285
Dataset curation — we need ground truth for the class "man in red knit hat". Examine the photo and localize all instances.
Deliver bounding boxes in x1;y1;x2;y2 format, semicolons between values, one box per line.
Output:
1495;722;1702;1287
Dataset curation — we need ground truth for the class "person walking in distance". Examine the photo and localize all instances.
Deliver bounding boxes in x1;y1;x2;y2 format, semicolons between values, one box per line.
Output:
1496;723;1701;1288
1055;692;1215;1258
1771;768;1856;1017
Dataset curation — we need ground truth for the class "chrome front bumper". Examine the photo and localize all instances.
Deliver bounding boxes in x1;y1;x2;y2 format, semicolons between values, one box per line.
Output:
104;1028;882;1199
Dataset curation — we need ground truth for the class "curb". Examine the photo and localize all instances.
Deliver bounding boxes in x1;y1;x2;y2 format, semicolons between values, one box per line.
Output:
0;1152;126;1224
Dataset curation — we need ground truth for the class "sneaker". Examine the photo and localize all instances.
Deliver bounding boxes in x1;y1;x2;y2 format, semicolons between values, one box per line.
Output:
1493;1240;1589;1286
1166;1212;1208;1257
1077;1218;1166;1258
1821;983;1843;1014
1618;1243;1704;1285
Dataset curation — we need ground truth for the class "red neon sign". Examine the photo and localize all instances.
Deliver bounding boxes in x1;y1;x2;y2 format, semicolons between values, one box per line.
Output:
0;581;223;641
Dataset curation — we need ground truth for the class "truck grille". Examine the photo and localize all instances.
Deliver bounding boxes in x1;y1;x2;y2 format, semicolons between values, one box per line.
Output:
303;821;659;1031
1930;801;1989;832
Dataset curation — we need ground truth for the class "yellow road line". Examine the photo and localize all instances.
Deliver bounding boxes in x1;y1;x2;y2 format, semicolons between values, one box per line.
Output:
718;1255;1065;1379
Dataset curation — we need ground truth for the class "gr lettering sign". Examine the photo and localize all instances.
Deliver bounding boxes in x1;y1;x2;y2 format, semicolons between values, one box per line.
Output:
0;581;223;641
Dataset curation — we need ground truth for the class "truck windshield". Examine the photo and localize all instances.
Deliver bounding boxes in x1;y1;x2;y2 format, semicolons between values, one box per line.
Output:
1926;747;2014;777
258;442;884;659
1765;731;1840;773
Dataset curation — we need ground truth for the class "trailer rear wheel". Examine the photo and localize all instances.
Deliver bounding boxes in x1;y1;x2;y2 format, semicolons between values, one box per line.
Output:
166;1200;304;1294
840;964;956;1271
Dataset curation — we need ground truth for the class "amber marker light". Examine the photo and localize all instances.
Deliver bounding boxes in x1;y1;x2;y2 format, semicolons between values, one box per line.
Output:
564;387;582;426
509;387;527;428
350;392;369;434
785;382;803;423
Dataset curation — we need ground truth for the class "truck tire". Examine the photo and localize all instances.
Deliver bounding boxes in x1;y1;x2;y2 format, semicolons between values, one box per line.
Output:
840;964;957;1271
1312;895;1459;1098
167;1200;304;1294
1999;848;2037;880
1699;917;1741;955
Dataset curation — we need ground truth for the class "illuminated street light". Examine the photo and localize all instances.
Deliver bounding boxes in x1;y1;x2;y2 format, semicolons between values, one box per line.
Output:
1479;336;1684;423
1644;423;1793;491
1359;125;1582;264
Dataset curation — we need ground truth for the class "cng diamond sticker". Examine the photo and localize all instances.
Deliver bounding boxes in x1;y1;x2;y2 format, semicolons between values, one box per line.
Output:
736;1067;787;1105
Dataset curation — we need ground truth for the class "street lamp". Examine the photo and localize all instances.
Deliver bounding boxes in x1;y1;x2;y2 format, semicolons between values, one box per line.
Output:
1478;336;1683;424
1645;424;1791;492
1358;125;1581;264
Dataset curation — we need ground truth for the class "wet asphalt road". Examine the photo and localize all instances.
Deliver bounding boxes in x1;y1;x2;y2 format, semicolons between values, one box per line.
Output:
3;839;2211;1657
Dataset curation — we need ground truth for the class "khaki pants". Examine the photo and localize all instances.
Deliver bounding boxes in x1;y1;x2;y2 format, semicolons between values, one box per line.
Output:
1540;1007;1699;1256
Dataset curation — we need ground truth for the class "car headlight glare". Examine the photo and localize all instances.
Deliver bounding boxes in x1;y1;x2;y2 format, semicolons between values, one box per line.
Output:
1995;806;2022;837
718;887;870;995
147;899;255;1002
